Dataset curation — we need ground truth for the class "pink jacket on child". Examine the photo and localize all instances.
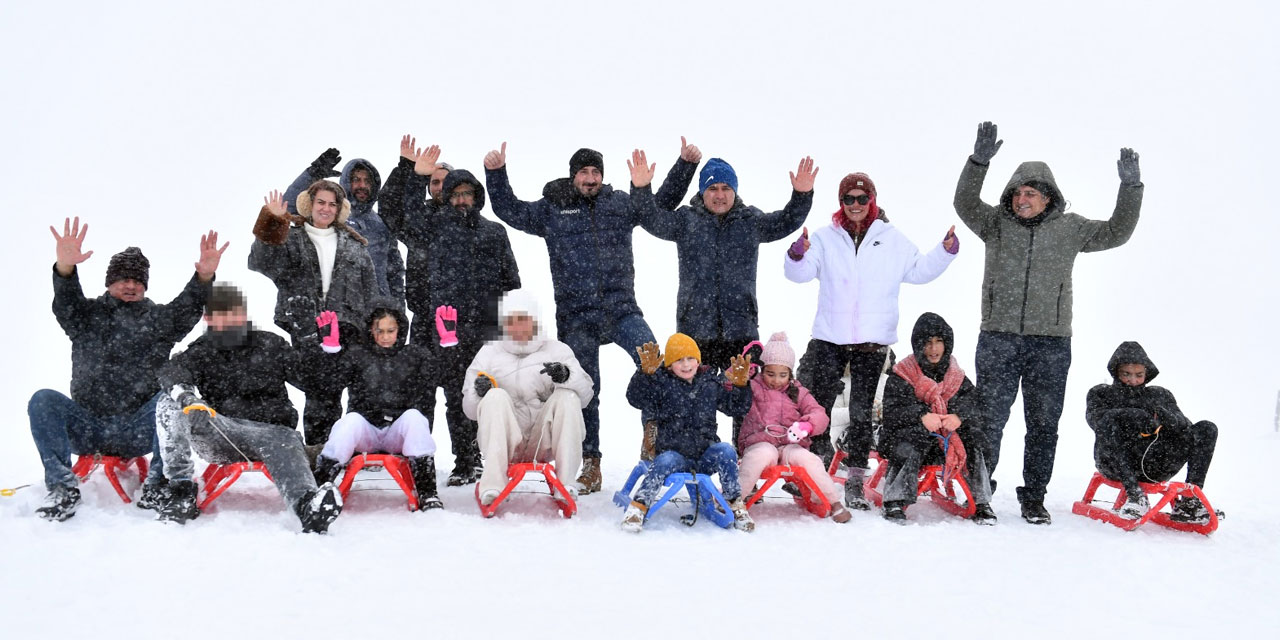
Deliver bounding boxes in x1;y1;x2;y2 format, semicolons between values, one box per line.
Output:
738;377;830;451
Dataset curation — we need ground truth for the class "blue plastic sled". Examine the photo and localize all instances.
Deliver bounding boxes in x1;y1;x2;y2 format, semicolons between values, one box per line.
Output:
612;460;734;528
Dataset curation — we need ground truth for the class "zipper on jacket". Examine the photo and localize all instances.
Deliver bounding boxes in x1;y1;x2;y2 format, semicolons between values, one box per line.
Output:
1056;283;1063;325
1019;228;1036;333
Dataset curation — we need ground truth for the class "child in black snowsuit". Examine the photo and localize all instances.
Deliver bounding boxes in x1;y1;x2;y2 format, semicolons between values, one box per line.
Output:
1085;341;1220;523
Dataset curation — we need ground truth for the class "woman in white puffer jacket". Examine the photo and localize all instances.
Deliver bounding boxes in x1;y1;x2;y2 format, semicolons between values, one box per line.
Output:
463;290;595;503
783;172;958;509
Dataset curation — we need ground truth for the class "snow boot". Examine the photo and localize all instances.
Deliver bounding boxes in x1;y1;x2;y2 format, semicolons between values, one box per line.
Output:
830;502;852;524
36;486;81;522
730;498;755;532
844;469;872;511
295;482;343;534
1169;495;1222;524
447;453;483;487
156;480;200;524
409;456;443;510
882;501;907;524
640;420;657;462
576;455;602;495
136;477;170;511
971;503;998;526
313;454;343;486
621;500;648;533
1020;500;1052;525
1117;493;1150;520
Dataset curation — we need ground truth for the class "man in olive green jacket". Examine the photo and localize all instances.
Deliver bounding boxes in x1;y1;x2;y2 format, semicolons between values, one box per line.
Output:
953;121;1142;525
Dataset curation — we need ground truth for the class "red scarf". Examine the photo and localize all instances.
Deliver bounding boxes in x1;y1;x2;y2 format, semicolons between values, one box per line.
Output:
893;354;968;483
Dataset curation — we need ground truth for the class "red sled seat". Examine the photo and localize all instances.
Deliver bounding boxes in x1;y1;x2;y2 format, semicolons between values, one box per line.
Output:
1070;471;1219;535
199;461;274;510
744;465;832;518
475;462;576;519
830;450;975;518
336;454;419;511
72;454;149;503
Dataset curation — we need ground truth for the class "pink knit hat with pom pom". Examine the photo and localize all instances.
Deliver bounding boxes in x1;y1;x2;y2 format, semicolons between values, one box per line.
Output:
760;332;796;370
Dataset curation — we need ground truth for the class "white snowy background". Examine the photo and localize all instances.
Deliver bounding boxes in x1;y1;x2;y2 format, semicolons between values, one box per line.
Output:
1;1;1277;637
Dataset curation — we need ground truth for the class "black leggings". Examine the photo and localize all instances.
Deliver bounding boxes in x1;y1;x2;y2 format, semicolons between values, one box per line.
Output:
796;339;891;467
1094;413;1217;498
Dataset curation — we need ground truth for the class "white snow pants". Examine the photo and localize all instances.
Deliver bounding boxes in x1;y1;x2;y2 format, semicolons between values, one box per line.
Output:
476;388;585;497
320;409;437;463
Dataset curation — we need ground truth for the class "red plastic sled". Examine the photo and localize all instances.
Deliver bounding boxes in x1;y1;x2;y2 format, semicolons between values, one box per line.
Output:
476;462;576;519
72;454;149;503
199;461;274;510
832;450;975;518
744;465;832;518
1070;471;1218;535
336;454;419;511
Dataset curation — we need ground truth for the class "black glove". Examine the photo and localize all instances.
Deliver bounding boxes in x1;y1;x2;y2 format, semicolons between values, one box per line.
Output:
742;342;763;368
971;121;1003;165
541;362;570;384
474;375;494;398
309;148;342;179
1117;147;1141;186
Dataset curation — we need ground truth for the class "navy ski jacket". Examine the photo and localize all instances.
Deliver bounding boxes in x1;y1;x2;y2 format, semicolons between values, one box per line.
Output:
626;366;751;460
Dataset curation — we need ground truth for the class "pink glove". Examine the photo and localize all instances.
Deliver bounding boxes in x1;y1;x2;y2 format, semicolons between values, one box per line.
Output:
316;311;342;353
435;305;458;348
786;421;813;444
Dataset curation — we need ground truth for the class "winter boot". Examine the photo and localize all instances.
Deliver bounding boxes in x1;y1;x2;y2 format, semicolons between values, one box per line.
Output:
447;453;483;487
621;500;648;533
313;455;343;486
1169;495;1222;524
35;486;81;522
576;455;602;495
1118;492;1150;520
882;501;907;524
640;420;658;462
136;477;170;511
730;498;755;532
295;482;343;534
156;480;200;524
971;503;998;526
830;502;853;524
1020;500;1052;525
843;469;872;511
409;456;443;510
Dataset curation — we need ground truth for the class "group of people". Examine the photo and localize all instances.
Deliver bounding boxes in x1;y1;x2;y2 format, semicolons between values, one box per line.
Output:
26;122;1222;533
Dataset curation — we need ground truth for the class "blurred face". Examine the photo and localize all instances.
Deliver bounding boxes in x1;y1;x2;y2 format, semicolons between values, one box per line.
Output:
669;356;699;381
703;183;735;215
350;169;373;203
107;278;146;302
429;168;449;202
1117;363;1147;387
573;166;602;198
503;312;536;343
922;336;946;365
205;307;248;331
761;364;791;391
371;315;399;348
449;184;477;212
1011;185;1050;219
842;189;871;224
311;188;340;228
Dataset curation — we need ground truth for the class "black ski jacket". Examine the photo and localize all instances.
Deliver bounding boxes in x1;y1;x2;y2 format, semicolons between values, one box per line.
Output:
158;327;305;429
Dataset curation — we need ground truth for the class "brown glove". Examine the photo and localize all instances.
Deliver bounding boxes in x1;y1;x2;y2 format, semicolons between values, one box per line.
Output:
636;342;662;375
725;354;751;387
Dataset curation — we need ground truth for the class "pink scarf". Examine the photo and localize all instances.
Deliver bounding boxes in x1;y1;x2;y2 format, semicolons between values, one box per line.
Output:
893;355;968;483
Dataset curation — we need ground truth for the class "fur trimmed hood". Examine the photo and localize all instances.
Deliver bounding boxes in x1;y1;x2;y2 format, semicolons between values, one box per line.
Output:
296;181;353;225
253;206;368;246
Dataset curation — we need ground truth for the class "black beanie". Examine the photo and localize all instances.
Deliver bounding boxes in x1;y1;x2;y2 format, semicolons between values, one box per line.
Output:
105;247;150;289
569;148;604;178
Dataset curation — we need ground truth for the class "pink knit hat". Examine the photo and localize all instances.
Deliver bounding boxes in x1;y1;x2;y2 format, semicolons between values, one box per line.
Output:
760;332;796;370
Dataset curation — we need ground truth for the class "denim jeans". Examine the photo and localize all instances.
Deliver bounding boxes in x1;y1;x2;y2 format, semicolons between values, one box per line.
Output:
635;442;742;504
561;312;655;459
28;389;164;491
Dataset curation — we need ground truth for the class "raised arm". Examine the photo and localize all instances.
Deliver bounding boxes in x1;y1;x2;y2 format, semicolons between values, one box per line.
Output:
378;136;420;239
283;148;342;215
783;226;820;283
755;156;818;242
1080;148;1143;252
652;136;700;211
49;217;95;337
902;229;959;285
631;149;686;241
953;122;1003;241
248;190;295;281
484;142;547;236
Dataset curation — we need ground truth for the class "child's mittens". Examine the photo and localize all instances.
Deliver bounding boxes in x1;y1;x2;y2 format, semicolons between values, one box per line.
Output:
725;354;751;387
316;310;342;353
636;342;662;375
787;421;813;444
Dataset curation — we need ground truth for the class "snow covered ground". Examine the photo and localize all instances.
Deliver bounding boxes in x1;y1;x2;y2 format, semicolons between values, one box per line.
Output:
2;1;1278;638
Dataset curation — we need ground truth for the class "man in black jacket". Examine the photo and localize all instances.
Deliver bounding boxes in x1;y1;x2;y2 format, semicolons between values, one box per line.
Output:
1085;342;1220;523
29;217;224;521
153;284;343;533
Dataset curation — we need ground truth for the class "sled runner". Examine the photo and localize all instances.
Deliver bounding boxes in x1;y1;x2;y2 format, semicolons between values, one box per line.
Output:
612;460;734;528
72;454;148;503
1070;471;1219;535
336;454;419;511
744;465;832;518
475;462;576;519
830;450;975;518
199;462;274;510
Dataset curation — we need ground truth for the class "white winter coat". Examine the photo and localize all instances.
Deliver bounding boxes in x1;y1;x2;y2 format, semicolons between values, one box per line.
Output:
462;337;594;429
784;220;956;346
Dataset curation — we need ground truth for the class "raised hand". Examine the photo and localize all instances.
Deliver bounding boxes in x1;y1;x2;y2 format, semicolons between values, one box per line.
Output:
414;144;442;176
789;156;819;192
627;149;656;188
484;142;507;171
50;216;93;276
400;134;417;161
636;342;662;375
1117;147;1141;186
725;354;751;387
435;305;458;347
787;227;810;261
972;121;1003;165
309;148;342;179
195;230;230;282
316;310;342;353
942;225;959;254
263;190;289;219
679;136;702;164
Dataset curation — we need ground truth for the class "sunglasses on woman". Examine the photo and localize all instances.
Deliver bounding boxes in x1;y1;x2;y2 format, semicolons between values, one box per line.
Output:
842;194;871;205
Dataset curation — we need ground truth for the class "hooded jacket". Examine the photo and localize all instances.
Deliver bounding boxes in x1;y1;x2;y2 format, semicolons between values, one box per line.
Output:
1085;341;1192;436
484;158;696;336
461;291;594;427
322;306;436;427
51;265;210;416
158;325;303;429
284;158;406;302
954;158;1143;337
634;184;812;342
880;313;985;457
738;377;828;452
626;365;751;460
379;156;446;315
